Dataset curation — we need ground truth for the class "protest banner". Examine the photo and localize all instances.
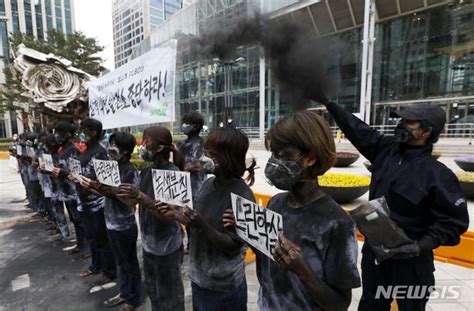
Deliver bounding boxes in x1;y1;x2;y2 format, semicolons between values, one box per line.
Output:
88;39;177;129
42;154;54;171
151;169;193;208
92;159;121;187
68;158;82;180
231;193;283;260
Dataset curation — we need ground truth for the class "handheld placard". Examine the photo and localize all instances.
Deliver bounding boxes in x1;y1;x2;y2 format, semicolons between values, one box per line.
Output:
92;159;121;187
68;158;82;180
231;193;283;260
151;169;193;209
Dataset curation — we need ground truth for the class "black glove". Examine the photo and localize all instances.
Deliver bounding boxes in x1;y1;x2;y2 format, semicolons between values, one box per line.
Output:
371;242;420;263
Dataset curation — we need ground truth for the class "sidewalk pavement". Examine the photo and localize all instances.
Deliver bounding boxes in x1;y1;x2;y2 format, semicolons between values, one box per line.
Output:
1;156;473;310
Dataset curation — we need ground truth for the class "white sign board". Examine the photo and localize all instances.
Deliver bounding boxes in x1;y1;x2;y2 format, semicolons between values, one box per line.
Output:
42;154;54;171
151;169;193;208
93;159;121;187
88;39;177;129
68;158;82;180
17;147;22;156
231;193;283;260
27;147;35;158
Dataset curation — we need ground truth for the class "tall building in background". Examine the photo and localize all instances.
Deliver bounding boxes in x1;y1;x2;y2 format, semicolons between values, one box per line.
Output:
129;0;473;138
0;0;75;138
112;0;190;68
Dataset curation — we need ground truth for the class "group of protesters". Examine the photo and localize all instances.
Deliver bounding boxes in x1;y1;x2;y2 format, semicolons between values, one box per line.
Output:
8;96;469;311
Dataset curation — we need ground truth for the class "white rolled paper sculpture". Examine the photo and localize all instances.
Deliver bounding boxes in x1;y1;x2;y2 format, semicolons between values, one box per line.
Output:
13;44;94;113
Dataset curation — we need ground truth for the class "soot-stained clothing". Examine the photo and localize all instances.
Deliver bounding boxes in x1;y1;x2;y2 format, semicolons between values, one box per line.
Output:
57;142;81;202
77;142;107;212
176;136;207;198
139;162;183;256
257;193;361;311
37;148;53;198
104;161;140;231
325;101;469;252
27;148;39;182
189;176;254;292
49;152;61;201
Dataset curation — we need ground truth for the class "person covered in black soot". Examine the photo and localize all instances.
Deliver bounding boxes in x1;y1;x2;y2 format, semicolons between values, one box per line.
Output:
319;97;469;310
118;126;187;311
223;110;361;311
80;132;142;310
160;127;256;311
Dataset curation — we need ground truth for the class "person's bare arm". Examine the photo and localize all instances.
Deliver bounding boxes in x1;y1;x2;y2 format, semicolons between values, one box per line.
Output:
184;207;242;256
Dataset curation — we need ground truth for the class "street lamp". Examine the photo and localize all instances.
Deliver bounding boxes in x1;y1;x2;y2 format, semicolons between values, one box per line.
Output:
213;57;245;126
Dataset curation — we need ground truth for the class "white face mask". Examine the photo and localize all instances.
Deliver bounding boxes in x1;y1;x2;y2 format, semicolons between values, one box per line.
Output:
199;154;216;174
139;145;155;162
80;132;91;143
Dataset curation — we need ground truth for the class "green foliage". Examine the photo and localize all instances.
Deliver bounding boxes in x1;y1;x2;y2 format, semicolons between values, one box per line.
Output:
173;135;185;144
0;137;13;143
0;142;10;151
0;30;105;117
8;30;105;76
130;158;149;171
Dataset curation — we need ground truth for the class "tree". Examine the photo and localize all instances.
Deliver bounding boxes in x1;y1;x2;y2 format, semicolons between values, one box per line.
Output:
0;30;105;130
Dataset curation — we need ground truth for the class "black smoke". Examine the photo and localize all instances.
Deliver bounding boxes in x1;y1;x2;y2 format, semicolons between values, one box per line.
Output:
192;14;333;110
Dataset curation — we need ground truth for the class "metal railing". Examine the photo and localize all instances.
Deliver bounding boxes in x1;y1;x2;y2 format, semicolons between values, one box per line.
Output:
234;123;474;143
331;123;474;144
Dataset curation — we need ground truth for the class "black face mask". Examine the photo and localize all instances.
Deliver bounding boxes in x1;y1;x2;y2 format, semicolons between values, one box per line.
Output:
182;123;196;135
264;156;303;190
394;124;414;143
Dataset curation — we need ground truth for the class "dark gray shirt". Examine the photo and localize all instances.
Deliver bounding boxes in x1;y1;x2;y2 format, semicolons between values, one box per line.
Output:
77;142;107;213
104;161;140;231
176;137;207;199
257;193;361;311
49;152;61;202
58;142;81;202
189;176;254;291
37;148;54;199
139;162;183;256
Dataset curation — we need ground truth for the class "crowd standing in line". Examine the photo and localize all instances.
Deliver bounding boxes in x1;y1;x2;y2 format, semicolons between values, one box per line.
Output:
9;104;469;311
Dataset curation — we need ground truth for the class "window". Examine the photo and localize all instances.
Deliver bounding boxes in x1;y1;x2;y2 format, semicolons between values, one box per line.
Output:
36;0;44;39
24;0;34;35
55;0;63;32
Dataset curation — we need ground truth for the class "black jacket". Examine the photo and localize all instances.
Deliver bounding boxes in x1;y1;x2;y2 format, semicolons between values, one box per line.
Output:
326;101;469;252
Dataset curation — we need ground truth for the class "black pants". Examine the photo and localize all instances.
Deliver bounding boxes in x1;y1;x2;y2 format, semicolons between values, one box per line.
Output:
81;210;116;279
44;198;56;222
192;278;248;311
20;170;31;205
359;243;435;311
63;200;88;251
143;247;184;311
108;226;142;306
30;180;44;212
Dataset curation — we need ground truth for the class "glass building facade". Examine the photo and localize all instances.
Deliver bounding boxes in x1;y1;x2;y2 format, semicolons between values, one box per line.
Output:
372;5;474;125
112;0;189;68
161;0;473;134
